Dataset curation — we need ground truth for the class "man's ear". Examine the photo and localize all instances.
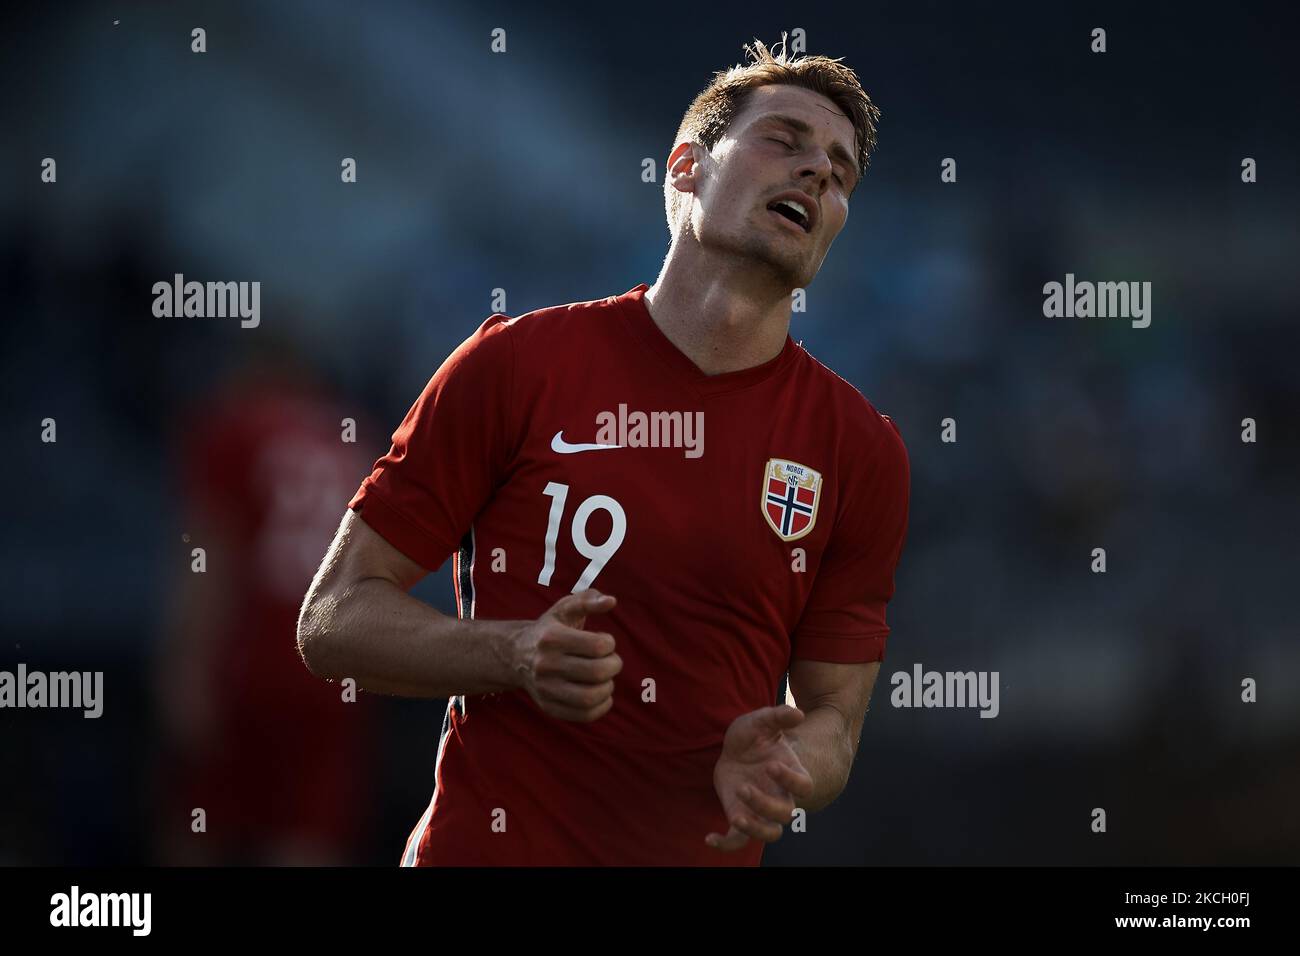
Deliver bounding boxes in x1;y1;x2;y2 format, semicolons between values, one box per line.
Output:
666;141;700;198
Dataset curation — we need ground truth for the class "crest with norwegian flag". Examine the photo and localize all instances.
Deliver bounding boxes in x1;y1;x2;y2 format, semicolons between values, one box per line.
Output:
761;458;823;541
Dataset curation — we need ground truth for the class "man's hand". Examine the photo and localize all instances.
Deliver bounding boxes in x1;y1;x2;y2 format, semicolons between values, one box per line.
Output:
706;704;816;851
510;589;622;722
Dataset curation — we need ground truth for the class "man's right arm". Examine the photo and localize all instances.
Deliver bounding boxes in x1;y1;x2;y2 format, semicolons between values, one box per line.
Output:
296;509;622;720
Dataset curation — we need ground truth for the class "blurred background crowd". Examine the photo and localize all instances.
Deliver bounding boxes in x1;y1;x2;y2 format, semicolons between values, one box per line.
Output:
1;1;1297;864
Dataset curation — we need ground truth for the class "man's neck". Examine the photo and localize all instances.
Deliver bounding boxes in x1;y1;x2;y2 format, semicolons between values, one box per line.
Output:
642;243;794;377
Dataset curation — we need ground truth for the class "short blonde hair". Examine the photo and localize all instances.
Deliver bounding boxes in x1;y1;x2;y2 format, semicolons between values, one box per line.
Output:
665;36;881;236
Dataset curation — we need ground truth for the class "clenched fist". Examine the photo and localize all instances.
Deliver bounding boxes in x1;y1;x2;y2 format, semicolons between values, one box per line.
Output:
509;589;622;722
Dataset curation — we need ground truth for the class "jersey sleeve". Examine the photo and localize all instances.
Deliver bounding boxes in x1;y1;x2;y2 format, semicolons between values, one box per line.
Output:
347;315;517;571
790;414;910;664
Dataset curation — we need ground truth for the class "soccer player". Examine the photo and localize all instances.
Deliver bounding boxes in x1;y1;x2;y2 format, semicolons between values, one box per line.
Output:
157;341;378;865
297;38;909;866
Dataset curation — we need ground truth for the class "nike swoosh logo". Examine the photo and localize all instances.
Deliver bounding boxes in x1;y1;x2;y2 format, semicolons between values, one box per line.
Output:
551;430;625;454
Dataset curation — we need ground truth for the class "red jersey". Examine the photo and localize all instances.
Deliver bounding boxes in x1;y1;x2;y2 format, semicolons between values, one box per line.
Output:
348;284;910;866
171;378;377;856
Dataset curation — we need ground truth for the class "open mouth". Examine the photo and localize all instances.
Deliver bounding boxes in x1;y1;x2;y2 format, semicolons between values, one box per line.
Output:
767;198;811;233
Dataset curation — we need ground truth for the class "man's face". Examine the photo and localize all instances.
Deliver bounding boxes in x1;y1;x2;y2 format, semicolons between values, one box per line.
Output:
672;84;861;289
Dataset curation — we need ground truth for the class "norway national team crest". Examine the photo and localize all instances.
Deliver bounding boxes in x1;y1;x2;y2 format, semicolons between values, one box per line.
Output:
761;458;823;541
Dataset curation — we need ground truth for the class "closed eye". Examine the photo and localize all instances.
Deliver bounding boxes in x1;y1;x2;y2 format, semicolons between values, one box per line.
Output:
769;137;849;190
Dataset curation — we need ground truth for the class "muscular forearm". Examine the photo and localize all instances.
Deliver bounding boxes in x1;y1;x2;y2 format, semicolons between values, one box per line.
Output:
297;576;526;699
784;704;856;813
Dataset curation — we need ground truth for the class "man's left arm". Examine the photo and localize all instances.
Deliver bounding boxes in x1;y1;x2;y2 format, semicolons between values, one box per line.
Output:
781;412;908;814
783;658;880;812
707;410;908;851
704;660;881;850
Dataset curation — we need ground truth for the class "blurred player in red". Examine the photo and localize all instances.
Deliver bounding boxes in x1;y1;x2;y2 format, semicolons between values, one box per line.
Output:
155;335;377;865
299;38;909;865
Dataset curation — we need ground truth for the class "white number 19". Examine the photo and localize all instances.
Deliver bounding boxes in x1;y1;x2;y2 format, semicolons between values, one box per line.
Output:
538;481;627;592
